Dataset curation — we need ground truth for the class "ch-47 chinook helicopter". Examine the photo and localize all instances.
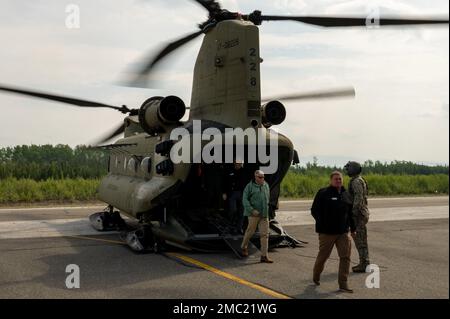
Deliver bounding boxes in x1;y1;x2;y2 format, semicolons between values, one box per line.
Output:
0;1;448;255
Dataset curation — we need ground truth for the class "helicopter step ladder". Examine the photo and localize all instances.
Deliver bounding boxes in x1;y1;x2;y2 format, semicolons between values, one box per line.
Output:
206;214;260;259
223;235;260;259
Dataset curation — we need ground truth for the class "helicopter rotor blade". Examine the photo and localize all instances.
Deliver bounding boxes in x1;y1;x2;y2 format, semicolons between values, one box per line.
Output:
92;122;126;146
262;87;355;103
191;0;221;16
0;84;133;114
258;15;449;27
128;30;204;86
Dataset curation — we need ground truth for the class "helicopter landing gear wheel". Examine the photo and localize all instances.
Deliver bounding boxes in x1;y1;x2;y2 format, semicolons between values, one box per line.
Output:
125;225;157;252
89;207;126;231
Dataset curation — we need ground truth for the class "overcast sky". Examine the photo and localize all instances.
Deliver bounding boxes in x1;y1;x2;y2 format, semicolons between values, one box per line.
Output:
0;0;448;166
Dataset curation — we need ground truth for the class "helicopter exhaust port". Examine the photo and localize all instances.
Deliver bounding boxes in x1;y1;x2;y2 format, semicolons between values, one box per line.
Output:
261;100;286;128
138;95;186;134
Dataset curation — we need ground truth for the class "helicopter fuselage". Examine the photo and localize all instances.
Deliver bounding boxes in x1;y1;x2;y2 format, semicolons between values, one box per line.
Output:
98;19;293;219
94;19;296;251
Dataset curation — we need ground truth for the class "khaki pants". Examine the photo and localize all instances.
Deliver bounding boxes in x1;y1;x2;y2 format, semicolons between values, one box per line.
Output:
241;216;269;257
313;233;351;285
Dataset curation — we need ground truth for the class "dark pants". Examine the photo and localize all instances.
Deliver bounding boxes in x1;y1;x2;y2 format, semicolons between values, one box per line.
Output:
228;191;243;230
313;233;352;286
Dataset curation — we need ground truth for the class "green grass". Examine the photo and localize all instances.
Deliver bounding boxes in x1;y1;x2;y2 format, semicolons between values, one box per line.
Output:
281;172;449;198
0;173;448;204
0;178;100;204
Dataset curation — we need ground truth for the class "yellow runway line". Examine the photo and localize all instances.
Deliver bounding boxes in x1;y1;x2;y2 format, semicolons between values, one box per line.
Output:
167;252;292;299
65;235;291;299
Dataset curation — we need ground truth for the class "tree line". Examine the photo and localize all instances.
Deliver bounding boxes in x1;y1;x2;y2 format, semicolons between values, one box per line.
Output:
292;157;448;176
0;145;108;180
0;145;448;180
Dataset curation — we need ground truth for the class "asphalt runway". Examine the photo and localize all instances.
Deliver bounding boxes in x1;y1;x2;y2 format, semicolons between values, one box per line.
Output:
0;196;448;299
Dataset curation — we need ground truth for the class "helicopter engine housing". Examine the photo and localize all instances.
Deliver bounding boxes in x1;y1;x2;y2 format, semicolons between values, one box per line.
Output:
261;100;286;128
138;96;186;134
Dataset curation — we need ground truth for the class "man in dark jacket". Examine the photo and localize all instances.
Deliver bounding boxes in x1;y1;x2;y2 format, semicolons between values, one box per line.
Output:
222;160;249;231
311;171;356;293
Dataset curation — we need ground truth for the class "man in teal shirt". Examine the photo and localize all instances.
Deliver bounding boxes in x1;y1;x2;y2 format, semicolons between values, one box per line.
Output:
240;170;273;263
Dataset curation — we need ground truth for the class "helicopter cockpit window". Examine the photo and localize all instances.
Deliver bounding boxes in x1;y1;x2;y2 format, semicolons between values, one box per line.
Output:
107;155;111;172
127;158;138;173
141;157;152;174
123;156;128;170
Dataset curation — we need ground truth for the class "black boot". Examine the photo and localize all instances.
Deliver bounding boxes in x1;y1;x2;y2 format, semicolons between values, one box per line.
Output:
339;282;354;293
352;262;370;273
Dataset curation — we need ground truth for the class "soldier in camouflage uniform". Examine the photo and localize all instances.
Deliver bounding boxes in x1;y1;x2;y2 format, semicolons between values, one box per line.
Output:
344;161;370;273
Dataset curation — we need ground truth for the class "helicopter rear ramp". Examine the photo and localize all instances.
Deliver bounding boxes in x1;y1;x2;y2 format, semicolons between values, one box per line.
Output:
223;235;259;259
